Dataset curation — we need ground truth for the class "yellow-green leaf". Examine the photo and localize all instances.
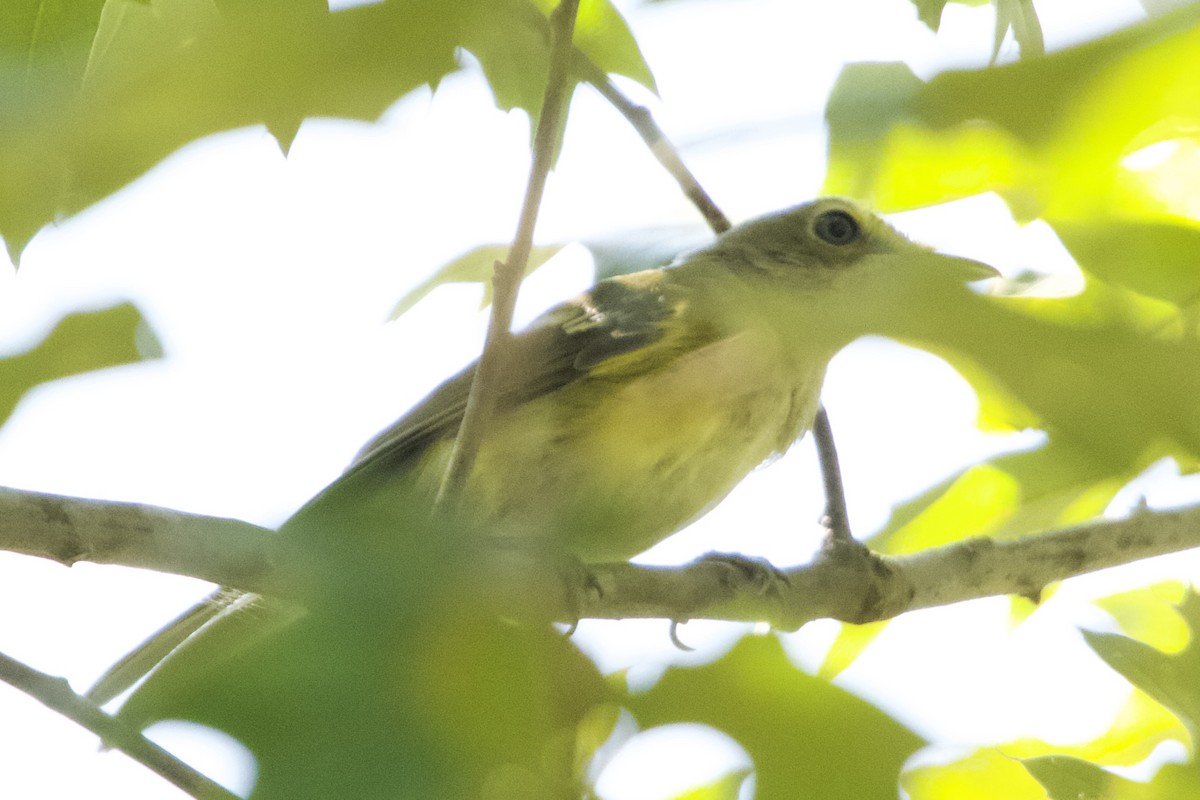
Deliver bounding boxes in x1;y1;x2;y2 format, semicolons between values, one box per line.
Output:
387;245;565;320
1084;590;1200;742
626;636;924;800
0;302;160;428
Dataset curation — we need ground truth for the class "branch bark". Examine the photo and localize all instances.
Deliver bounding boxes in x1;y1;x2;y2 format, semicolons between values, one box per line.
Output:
5;484;1199;628
0;485;280;594
0;650;240;800
577;506;1200;629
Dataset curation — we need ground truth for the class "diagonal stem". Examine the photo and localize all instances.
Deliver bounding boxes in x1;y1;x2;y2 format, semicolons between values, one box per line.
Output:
578;63;730;235
437;0;581;503
0;650;239;800
813;407;853;544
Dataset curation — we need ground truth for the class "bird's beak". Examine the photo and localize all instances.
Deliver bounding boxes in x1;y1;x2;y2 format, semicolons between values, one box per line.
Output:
939;254;1001;283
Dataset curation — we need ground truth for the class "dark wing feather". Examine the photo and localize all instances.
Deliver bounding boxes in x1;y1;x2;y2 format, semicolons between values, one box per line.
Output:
347;270;694;477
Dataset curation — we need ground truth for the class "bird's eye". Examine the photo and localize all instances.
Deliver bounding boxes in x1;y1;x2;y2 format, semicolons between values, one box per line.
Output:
813;209;861;246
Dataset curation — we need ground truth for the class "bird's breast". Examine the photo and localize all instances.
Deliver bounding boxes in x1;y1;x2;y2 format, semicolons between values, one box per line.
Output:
461;330;828;561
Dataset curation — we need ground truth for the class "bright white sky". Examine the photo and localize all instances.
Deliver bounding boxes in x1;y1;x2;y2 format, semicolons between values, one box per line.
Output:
3;0;1198;798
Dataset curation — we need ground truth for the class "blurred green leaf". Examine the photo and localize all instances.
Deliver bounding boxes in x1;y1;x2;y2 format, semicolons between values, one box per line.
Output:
904;748;1048;799
1053;216;1200;312
854;266;1200;573
388;226;705;320
908;690;1190;798
1095;582;1190;654
1023;755;1142;800
880;284;1200;484
539;0;656;91
1141;763;1200;798
0;0;107;89
817;620;887;680
1084;590;1200;742
824;3;1200;218
909;0;990;32
117;470;614;799
867;440;1130;554
1005;690;1187;769
626;636;923;800
0;0;654;262
1025;755;1200;799
388;245;565;320
911;0;951;30
993;0;1044;60
666;768;753;800
0;302;160;427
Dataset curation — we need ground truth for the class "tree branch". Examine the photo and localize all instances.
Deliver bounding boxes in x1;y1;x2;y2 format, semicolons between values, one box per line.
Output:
6;484;1199;629
0;650;240;800
574;506;1200;629
437;0;581;502
0;485;280;595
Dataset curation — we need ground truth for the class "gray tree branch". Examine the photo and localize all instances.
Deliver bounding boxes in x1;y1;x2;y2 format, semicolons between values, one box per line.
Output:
0;485;280;594
4;484;1198;629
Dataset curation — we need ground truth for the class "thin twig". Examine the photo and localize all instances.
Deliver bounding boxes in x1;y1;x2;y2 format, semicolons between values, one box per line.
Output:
437;0;581;503
577;60;730;235
813;407;854;545
0;651;240;800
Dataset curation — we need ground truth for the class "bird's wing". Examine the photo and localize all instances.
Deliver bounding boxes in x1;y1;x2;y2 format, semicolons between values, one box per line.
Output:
348;268;718;476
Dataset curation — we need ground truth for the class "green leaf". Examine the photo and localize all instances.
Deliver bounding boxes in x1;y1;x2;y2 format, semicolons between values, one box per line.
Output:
626;636;924;800
387;245;565;320
817;620;888;680
387;226;704;321
1052;216;1200;311
1094;583;1190;654
824;4;1200;217
566;0;656;91
993;0;1045;61
911;0;951;30
666;768;753;800
908;0;990;32
903;748;1051;800
0;0;656;262
1084;590;1200;742
1024;755;1200;800
0;302;160;427
867;440;1131;555
876;282;1200;482
0;0;108;89
1022;755;1143;800
117;471;614;799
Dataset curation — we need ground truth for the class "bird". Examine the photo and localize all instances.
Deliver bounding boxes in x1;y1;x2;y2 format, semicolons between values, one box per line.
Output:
339;196;997;562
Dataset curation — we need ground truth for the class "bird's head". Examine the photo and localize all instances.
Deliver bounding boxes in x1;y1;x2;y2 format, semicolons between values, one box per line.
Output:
706;197;999;347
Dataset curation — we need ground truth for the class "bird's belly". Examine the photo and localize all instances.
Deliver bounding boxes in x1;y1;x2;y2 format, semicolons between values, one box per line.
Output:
463;335;826;561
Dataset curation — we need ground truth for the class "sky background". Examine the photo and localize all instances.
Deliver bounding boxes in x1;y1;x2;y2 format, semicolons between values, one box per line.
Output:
3;0;1198;797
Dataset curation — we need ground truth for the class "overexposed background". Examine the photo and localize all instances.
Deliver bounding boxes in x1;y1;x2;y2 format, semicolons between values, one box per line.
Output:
2;0;1197;797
